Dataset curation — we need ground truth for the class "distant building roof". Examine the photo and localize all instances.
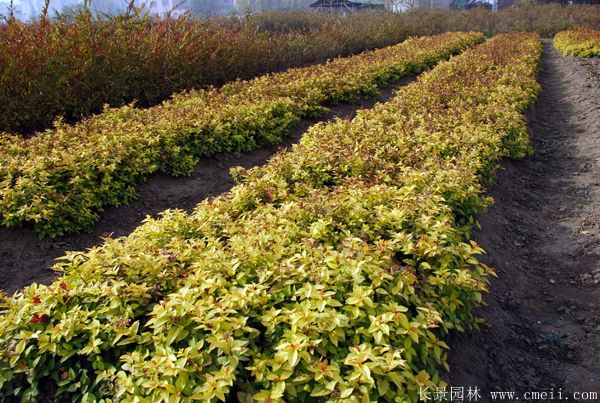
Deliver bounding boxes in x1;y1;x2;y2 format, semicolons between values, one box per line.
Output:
310;0;368;10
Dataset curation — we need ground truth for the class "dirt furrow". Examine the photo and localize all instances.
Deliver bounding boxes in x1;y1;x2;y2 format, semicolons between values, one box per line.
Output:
448;40;600;398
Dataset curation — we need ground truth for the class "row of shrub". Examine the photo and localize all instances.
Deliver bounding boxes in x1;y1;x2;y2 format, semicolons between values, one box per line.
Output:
1;5;599;135
554;26;600;57
0;33;542;401
0;31;484;238
0;11;419;134
420;4;600;38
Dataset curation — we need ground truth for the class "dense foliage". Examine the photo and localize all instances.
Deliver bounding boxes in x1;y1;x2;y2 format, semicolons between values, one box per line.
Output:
0;31;483;238
440;4;600;37
0;11;416;134
0;33;541;401
1;5;598;134
554;26;600;57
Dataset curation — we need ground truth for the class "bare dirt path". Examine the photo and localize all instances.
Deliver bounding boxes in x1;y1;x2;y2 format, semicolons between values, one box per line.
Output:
0;77;414;295
448;41;600;399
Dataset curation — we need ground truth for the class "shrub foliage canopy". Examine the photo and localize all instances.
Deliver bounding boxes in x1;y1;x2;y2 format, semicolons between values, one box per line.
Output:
0;32;483;238
554;26;600;57
0;33;541;402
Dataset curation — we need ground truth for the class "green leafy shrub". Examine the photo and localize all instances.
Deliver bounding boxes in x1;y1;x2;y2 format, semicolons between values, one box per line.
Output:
0;33;541;401
0;32;483;238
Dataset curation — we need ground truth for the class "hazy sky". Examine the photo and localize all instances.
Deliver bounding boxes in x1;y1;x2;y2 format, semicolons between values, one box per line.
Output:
0;0;189;19
1;0;91;19
0;0;320;19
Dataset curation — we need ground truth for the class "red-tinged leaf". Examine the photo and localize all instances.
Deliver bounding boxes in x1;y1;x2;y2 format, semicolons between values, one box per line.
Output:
31;313;49;324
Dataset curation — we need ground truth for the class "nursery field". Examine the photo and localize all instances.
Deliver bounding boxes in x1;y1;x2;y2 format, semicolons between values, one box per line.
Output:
0;31;539;401
2;8;600;403
0;31;483;238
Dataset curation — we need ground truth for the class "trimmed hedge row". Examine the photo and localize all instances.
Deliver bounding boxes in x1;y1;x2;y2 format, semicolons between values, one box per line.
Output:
0;32;483;238
554;26;600;57
0;33;541;401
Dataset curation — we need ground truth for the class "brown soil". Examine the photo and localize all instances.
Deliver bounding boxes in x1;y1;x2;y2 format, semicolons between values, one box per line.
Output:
0;77;414;295
447;41;600;399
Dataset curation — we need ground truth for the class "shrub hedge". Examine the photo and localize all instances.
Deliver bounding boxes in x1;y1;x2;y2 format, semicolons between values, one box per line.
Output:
1;5;599;134
0;11;419;134
0;31;483;238
554;26;600;57
0;32;541;401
